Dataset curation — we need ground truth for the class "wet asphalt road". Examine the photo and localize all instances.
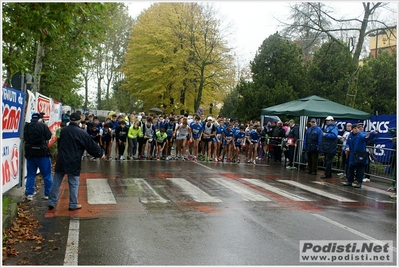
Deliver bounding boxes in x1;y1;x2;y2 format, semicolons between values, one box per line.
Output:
33;158;396;266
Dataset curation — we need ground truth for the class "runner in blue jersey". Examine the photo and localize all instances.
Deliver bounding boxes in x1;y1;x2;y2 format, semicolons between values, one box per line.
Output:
233;125;246;163
164;117;176;160
215;118;226;162
222;123;235;163
248;126;262;164
189;115;203;162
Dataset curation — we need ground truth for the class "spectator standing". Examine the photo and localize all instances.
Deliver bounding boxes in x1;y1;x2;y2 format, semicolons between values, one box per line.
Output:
62;110;70;124
48;113;105;211
337;123;352;178
320;116;338;178
342;124;377;188
286;119;299;169
269;121;286;162
303;118;323;175
23;113;53;200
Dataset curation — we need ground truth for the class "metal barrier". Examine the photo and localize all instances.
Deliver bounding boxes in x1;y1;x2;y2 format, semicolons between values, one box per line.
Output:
267;138;397;186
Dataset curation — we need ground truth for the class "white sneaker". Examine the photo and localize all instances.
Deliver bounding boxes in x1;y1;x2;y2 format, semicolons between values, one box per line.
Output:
337;172;344;176
42;196;49;200
120;156;125;160
286;166;292;169
26;191;37;201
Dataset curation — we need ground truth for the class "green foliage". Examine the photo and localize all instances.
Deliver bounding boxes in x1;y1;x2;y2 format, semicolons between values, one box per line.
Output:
2;2;123;107
121;2;235;114
307;40;356;104
356;49;397;115
235;33;307;121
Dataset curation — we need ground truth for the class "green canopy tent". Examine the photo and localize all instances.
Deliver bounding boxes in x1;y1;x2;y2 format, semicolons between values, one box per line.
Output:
261;95;371;119
261;95;371;167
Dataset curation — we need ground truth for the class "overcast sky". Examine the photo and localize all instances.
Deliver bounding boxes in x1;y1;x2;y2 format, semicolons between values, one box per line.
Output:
125;1;397;65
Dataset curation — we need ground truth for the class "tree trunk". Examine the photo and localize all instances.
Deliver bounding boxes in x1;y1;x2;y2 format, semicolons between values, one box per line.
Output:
32;41;44;93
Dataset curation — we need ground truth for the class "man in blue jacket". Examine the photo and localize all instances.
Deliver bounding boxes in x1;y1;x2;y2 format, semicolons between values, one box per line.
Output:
342;124;377;188
303;118;323;175
320;116;338;178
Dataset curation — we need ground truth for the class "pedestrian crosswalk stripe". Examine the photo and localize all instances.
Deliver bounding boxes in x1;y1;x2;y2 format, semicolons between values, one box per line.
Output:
87;179;117;204
277;180;357;202
131;178;169;204
312;181;396;203
210;177;271;201
167;178;223;203
242;179;313;201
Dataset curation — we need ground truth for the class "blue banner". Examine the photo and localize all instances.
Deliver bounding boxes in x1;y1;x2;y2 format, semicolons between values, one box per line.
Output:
2;86;26;139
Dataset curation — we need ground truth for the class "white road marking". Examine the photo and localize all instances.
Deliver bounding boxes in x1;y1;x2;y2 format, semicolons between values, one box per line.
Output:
133;178;169;204
278;180;357;202
358;185;396;196
194;161;215;170
312;181;396;203
87;179;117;204
242;179;313;201
64;219;79;266
313;214;396;252
167;178;222;203
210;177;271;201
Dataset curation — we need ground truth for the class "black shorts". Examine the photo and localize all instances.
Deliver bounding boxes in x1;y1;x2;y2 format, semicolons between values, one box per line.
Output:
201;137;212;143
157;140;166;147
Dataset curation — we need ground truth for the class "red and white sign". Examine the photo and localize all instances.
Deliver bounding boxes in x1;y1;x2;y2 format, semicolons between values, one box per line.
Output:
2;138;21;193
36;92;51;120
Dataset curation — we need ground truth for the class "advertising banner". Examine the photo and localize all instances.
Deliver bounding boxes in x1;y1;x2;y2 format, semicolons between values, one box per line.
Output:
25;89;37;123
48;99;61;147
2;138;21;193
2;86;26;139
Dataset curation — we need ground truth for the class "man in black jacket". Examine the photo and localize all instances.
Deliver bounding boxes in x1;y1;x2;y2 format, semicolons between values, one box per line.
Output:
48;112;105;211
24;113;53;200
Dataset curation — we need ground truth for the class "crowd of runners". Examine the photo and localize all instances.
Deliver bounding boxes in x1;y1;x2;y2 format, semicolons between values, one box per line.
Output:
60;110;297;165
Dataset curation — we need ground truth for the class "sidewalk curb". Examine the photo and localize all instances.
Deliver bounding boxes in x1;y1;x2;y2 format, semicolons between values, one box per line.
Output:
2;202;18;231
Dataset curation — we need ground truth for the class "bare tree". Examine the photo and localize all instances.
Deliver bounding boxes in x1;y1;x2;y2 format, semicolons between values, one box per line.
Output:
280;2;397;106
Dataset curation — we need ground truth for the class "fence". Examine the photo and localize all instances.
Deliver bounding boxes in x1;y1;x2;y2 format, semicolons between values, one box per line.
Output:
265;138;396;186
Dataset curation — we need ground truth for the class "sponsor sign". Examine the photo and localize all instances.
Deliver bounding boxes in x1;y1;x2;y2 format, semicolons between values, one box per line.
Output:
2;86;25;139
2;138;21;193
